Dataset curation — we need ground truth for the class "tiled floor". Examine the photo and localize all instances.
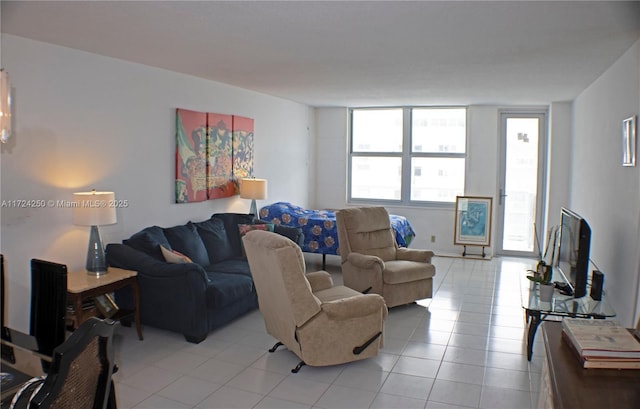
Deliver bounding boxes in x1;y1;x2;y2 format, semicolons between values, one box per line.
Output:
113;255;544;409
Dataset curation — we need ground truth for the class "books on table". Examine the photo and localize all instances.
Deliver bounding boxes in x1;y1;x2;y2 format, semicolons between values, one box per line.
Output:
561;318;640;369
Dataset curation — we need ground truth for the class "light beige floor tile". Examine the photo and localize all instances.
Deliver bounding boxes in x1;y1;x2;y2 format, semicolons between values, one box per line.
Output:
196;385;264;409
112;256;540;409
380;372;434;400
428;379;482;408
156;375;221;406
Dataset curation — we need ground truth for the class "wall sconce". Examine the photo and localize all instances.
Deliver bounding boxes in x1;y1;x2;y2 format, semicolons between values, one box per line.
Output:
0;69;12;144
240;178;267;220
72;190;117;276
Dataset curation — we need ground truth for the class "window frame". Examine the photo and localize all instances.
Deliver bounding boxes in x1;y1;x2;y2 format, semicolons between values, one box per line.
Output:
348;106;468;207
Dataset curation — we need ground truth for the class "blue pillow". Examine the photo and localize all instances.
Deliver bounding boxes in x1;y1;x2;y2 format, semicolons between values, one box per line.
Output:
124;226;171;261
163;223;210;267
193;217;234;264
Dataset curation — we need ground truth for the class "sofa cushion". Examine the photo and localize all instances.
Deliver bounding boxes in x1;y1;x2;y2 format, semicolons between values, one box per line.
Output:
207;259;252;276
205;272;255;308
160;245;193;264
383;260;434;284
163;223;210;267
211;213;256;258
124;226;171;261
193;217;234;264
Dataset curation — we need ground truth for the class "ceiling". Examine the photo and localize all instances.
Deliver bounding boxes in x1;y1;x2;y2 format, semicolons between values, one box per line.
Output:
2;1;640;107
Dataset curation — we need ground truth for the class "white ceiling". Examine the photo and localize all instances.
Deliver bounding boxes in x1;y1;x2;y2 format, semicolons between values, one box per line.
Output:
2;1;640;107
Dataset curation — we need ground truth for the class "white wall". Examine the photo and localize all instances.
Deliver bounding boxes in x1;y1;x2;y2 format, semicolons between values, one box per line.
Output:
546;102;573;233
0;35;315;330
572;40;640;327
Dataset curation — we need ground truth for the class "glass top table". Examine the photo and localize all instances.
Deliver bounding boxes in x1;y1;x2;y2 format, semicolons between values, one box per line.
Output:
520;270;616;360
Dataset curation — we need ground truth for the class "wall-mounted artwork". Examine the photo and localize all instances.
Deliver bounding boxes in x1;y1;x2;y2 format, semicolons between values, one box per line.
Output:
623;115;636;167
207;113;234;199
176;109;208;203
176;109;254;203
232;115;255;190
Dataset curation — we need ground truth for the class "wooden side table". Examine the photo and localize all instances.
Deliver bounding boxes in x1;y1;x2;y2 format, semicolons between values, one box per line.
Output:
67;267;143;340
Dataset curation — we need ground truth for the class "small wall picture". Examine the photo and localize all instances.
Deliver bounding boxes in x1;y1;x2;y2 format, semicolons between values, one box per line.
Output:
94;294;119;319
454;196;493;247
623;115;636;167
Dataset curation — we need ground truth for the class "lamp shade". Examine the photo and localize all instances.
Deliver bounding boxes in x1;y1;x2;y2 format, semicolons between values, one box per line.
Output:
240;178;267;200
72;191;117;226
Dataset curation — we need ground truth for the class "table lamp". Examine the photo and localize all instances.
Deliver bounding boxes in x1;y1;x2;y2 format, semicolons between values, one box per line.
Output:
240;178;267;220
73;190;117;276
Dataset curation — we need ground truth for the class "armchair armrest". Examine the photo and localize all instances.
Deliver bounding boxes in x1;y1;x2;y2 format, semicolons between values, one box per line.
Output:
321;294;387;320
346;252;385;270
306;271;333;292
396;248;434;263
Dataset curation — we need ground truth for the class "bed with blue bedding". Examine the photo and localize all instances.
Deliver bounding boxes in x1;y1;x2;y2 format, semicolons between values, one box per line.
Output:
258;202;416;266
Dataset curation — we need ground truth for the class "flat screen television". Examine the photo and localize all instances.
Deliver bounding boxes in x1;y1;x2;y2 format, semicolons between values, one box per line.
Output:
555;208;591;298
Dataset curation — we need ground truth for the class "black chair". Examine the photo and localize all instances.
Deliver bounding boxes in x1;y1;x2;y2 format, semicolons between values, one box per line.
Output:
2;254;5;326
29;259;68;372
27;317;119;409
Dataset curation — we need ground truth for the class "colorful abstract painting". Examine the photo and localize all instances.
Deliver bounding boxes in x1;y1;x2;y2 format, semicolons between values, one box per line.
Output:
207;113;235;199
176;109;208;203
176;109;254;203
232;115;254;192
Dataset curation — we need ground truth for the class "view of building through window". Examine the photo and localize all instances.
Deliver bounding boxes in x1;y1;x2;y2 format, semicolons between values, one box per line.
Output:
350;107;466;204
502;117;541;252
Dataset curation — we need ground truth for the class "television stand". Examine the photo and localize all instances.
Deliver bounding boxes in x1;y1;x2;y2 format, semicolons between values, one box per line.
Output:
539;322;640;409
520;269;615;360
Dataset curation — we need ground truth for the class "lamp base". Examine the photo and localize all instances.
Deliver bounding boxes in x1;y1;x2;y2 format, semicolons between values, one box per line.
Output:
249;199;258;221
86;225;108;276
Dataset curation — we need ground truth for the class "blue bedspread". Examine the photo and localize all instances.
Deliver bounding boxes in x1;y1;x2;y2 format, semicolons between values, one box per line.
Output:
259;202;416;255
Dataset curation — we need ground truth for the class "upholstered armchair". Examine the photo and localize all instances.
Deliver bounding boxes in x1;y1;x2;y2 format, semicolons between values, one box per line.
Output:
335;207;436;308
242;229;388;373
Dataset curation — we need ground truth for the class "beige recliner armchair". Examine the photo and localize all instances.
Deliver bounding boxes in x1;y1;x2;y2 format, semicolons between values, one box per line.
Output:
242;229;388;373
336;207;436;308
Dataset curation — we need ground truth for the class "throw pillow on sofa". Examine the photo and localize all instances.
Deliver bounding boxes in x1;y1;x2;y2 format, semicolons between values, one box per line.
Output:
124;225;172;261
160;245;193;264
273;225;304;246
238;223;274;255
211;213;256;258
163;222;210;266
193;217;234;264
238;223;275;236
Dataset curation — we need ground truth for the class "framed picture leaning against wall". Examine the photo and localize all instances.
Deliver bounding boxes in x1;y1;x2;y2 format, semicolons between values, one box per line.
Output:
454;196;493;248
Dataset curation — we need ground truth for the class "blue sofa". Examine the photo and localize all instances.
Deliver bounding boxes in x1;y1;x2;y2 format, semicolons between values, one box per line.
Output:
106;213;302;343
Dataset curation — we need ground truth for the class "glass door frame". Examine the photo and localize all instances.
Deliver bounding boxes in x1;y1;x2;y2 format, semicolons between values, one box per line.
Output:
496;109;548;258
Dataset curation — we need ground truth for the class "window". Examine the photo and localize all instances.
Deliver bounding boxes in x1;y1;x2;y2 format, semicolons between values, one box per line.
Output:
349;107;466;204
